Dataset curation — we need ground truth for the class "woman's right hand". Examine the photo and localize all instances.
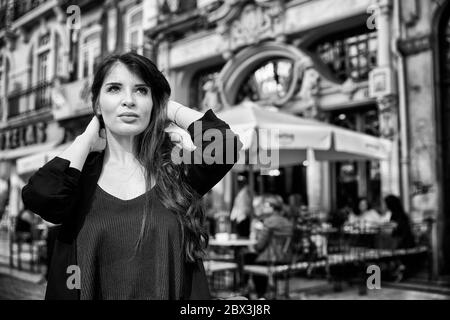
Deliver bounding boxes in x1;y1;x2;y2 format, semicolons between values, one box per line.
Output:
80;116;107;153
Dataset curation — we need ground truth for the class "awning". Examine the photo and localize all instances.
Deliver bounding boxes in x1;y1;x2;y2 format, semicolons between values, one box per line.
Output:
0;140;62;162
218;101;393;171
15;142;71;175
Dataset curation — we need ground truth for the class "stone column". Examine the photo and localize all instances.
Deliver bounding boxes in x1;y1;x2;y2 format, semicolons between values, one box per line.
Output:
375;0;401;204
378;95;401;197
307;148;322;214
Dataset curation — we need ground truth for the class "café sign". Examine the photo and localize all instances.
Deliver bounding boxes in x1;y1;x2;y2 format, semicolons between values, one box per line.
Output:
0;121;48;151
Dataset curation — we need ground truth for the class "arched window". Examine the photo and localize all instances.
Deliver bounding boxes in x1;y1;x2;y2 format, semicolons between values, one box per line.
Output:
125;6;143;54
79;27;101;79
235;58;295;105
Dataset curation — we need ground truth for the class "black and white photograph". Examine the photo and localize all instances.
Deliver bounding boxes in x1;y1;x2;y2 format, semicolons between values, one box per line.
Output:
0;0;449;305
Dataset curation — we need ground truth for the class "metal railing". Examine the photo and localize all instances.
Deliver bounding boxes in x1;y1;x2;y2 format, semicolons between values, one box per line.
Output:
7;81;52;119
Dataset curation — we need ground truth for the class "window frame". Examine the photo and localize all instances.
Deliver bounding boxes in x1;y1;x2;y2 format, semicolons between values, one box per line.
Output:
308;27;378;83
125;6;144;54
78;25;102;79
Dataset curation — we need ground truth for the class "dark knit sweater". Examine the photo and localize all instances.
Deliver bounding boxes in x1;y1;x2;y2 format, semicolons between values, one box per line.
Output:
22;109;243;300
77;185;183;299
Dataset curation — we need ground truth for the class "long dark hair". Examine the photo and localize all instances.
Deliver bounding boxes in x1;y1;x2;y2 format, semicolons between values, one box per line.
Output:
384;195;408;222
91;52;207;263
384;195;415;248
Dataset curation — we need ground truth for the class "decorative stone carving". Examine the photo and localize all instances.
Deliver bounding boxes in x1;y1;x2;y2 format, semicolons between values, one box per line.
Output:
201;76;223;113
340;78;359;100
5;30;18;51
53;5;65;24
377;94;397;139
297;67;320;115
411;118;435;189
216;1;285;53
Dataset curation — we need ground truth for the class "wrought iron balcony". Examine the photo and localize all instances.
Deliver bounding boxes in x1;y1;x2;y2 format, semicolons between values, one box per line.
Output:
7;82;52;119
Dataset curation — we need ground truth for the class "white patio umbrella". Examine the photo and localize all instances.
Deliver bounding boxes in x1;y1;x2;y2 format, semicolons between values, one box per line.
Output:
217;101;392;171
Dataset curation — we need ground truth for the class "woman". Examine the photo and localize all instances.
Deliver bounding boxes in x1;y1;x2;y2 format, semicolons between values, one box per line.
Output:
384;195;415;249
347;197;382;227
383;195;416;281
22;52;242;300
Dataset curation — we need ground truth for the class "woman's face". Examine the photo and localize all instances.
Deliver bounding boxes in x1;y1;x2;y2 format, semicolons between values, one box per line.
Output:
97;62;153;137
359;199;368;212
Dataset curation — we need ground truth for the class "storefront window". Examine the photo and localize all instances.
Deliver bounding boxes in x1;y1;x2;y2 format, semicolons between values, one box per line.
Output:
309;27;377;83
235;58;294;105
330;107;381;210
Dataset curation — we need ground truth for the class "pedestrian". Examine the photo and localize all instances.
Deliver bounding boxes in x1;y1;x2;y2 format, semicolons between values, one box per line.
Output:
22;52;243;300
230;176;252;238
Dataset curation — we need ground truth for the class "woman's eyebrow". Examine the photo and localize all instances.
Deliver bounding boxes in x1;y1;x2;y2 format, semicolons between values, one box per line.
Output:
105;82;149;87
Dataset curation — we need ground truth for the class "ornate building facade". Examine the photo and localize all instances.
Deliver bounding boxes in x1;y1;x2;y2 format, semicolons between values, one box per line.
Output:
0;0;449;276
146;0;450;276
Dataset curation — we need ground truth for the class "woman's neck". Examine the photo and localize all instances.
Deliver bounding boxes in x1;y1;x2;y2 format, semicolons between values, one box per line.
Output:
104;130;139;166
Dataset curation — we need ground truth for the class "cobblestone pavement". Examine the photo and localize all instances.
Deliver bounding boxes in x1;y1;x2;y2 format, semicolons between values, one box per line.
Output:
0;273;45;300
298;286;450;300
0;266;448;300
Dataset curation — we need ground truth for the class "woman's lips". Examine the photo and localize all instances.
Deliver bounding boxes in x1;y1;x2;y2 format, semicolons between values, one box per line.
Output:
119;115;139;123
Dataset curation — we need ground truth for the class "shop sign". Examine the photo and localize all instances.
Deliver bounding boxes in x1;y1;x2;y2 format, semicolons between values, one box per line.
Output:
369;67;393;98
0;122;48;151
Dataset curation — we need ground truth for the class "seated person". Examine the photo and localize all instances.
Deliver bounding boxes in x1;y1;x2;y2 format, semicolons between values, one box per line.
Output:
242;195;293;299
384;195;415;249
382;195;416;281
346;197;383;228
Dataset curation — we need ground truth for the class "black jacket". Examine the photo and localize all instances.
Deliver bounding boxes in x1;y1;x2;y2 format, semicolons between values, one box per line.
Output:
22;110;243;300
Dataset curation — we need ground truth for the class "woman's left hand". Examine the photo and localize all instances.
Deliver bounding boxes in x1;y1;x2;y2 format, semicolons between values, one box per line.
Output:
165;124;196;151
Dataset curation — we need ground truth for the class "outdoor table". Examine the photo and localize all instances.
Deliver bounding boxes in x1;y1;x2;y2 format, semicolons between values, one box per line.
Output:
208;237;257;291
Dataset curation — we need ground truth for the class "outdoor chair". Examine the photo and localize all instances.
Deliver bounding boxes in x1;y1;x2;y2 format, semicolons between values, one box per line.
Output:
243;226;303;299
203;259;238;296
